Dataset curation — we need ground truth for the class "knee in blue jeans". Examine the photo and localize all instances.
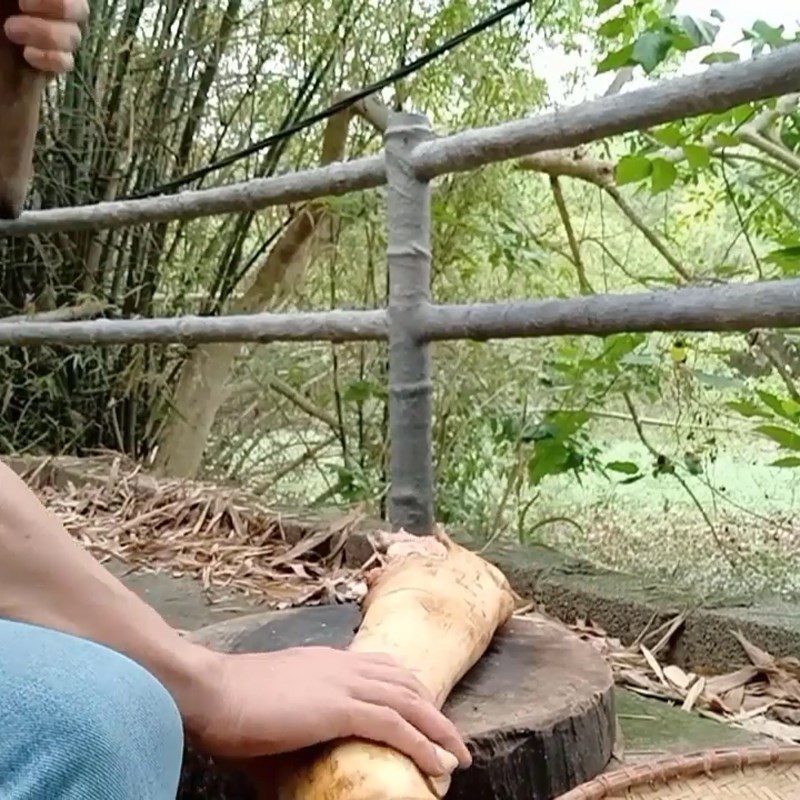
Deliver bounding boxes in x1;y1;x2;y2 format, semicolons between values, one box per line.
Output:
0;619;184;800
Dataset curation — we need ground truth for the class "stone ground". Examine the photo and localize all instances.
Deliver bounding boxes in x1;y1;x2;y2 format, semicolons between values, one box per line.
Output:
112;562;765;767
107;558;254;631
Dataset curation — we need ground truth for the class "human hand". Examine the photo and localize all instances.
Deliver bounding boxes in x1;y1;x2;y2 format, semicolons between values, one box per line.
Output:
182;646;472;779
3;0;89;74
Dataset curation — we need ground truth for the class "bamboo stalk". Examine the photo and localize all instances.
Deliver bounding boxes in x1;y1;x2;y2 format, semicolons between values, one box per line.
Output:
273;529;516;799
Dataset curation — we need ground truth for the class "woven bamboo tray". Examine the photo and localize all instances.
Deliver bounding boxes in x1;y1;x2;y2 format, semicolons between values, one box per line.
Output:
558;745;800;798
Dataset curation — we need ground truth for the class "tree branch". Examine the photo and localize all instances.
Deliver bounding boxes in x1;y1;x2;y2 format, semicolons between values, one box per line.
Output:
549;175;593;294
3;298;109;323
604;186;693;282
239;374;342;433
738;129;800;173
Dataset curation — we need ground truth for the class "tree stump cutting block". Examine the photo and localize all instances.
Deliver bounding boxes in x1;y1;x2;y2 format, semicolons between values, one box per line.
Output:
178;604;614;800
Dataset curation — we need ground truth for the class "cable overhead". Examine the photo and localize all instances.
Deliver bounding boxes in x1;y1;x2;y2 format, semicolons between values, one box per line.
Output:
129;0;533;200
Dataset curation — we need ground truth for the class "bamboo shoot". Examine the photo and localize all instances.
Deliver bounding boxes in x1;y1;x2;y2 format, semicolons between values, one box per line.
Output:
0;0;44;219
274;528;516;799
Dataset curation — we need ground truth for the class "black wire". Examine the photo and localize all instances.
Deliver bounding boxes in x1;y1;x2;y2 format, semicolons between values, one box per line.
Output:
127;0;532;200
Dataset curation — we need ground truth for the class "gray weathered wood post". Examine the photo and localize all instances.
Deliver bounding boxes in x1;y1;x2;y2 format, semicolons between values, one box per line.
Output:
385;111;435;534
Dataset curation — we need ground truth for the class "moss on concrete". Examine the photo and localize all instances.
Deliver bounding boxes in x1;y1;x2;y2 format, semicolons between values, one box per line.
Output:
478;537;800;674
614;689;761;764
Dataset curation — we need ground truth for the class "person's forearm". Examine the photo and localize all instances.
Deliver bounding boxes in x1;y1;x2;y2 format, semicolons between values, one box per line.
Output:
0;460;215;728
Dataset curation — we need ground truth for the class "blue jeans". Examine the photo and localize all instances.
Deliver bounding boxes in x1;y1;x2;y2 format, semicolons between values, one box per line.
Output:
0;618;184;799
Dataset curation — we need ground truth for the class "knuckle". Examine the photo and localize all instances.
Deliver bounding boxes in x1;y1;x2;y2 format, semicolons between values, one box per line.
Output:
381;706;403;728
402;687;421;705
366;652;397;667
383;686;418;718
377;708;407;740
334;700;365;738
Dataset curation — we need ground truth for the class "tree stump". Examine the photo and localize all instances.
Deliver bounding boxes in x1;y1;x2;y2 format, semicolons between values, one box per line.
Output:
178;604;615;799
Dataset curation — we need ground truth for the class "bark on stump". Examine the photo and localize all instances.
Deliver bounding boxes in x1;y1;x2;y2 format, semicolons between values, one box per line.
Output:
178;604;615;799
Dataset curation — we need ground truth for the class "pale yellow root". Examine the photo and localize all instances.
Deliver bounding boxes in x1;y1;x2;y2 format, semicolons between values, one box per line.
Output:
273;527;516;800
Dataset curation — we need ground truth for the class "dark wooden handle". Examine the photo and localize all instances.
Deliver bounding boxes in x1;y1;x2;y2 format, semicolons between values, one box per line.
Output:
0;0;45;219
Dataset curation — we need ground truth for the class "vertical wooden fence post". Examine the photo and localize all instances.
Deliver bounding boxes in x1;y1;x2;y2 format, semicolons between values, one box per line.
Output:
385;111;435;534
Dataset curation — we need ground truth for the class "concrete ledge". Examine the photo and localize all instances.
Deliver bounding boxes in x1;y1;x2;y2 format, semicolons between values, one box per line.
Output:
474;537;800;674
10;454;800;674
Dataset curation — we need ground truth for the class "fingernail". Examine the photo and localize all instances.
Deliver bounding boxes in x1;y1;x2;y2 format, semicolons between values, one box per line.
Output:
3;17;23;42
429;748;459;798
18;0;43;12
432;744;459;777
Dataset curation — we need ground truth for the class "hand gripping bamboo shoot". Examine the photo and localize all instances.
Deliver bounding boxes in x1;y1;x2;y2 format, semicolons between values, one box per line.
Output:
0;0;44;219
274;528;516;800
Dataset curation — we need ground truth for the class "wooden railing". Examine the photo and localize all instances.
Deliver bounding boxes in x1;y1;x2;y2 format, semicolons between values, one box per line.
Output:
2;45;800;533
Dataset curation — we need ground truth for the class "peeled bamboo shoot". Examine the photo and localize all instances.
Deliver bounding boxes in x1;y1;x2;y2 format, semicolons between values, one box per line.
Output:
274;528;516;799
0;0;44;219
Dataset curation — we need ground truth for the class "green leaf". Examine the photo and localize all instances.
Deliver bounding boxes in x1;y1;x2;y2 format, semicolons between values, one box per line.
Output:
607;460;639;475
342;379;384;403
749;20;788;48
712;132;740;147
597;0;623;12
669;32;698;53
632;31;673;73
694;371;742;389
527;442;569;485
756;391;800;422
710;10;725;22
526;422;557;442
650;158;677;194
732;104;755;126
702;51;740;64
615;154;652;185
764;246;800;276
755;425;800;451
771;457;800;468
702;108;737;129
683;144;711;169
545;410;590;439
651;124;683;147
598;15;627;38
726;400;772;419
599;333;646;366
684;453;703;475
597;44;634;74
679;16;719;47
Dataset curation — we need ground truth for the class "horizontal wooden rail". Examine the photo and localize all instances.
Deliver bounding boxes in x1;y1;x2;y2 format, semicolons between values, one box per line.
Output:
411;45;800;178
1;46;799;236
4;279;800;347
0;309;388;346
0;156;386;235
418;279;800;340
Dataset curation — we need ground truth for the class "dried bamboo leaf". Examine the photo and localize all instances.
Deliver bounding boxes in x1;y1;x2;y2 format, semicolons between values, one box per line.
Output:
733;630;776;670
704;666;760;696
640;644;667;686
37;466;367;612
663;664;691;690
721;684;746;714
682;677;706;712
